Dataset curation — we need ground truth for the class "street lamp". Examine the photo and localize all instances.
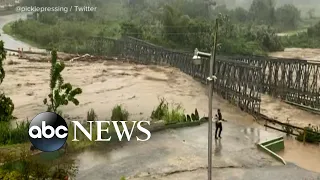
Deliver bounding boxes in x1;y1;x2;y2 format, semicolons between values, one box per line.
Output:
192;48;217;180
191;15;220;180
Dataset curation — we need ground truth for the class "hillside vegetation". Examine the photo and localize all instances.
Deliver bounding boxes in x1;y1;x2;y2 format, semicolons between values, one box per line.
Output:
3;0;320;55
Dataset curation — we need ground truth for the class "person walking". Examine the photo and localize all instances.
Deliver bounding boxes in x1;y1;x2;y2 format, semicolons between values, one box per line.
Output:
215;109;223;139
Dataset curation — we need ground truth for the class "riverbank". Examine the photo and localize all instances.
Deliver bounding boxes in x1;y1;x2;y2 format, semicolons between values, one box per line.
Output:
1;14;320;177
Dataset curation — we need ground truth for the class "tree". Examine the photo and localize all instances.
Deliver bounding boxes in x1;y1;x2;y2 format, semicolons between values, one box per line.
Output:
120;22;143;39
159;4;191;46
307;9;315;19
43;50;82;113
307;21;320;37
249;0;276;25
231;7;249;23
275;4;301;30
0;40;15;122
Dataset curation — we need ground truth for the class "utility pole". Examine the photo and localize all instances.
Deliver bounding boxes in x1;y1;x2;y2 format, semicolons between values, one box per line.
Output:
207;17;219;180
212;18;218;91
192;16;220;180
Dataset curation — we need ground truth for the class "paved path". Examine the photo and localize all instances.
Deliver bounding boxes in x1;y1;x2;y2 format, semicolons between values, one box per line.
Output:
0;13;30;50
0;12;44;52
75;122;320;180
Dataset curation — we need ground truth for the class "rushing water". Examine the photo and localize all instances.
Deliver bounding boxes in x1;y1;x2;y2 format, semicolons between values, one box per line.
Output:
1;13;319;176
278;136;320;173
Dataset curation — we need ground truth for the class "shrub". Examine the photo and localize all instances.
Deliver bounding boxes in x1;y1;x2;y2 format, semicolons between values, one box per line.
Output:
111;105;129;121
0;121;30;145
87;108;98;121
163;104;186;124
151;97;168;120
0;148;78;179
190;108;200;121
296;125;320;144
0;93;15;122
0;169;23;180
0;40;15;123
152;99;201;124
43;50;82;113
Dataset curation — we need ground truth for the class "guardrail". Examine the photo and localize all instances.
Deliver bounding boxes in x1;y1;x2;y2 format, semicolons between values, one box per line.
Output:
254;113;320;144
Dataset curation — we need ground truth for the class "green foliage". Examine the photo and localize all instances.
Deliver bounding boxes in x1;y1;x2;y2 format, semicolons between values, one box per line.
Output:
307;9;315;19
87;108;98;121
191;109;200;121
281;21;320;48
275;4;301;30
120;176;126;180
151;98;169;120
120;22;143;39
297;125;320;144
0;40;5;83
307;21;320;37
185;108;201;122
0;121;30;145
249;0;276;25
0;40;15;123
186;114;191;122
4;0;312;55
43;50;82;112
230;7;249;23
163;104;186;124
0;148;78;179
0;93;15;122
152;99;202;124
0;40;26;146
0;169;23;180
111;105;129;121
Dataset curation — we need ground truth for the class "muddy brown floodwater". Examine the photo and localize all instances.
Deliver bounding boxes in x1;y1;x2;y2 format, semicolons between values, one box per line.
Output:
269;48;320;61
269;48;320;173
2;50;320;174
2;54;255;125
278;136;320;173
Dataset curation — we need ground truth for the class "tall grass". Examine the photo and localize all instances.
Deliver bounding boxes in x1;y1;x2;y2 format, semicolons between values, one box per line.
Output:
111;105;129;121
151;98;202;124
151;98;168;120
0;121;30;145
87;108;98;121
151;98;186;124
163;104;186;124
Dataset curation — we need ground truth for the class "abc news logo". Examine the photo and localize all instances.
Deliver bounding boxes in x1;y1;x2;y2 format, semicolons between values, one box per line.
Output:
28;112;151;152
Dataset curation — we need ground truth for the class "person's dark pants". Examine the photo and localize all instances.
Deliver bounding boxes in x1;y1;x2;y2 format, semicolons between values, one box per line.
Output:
215;122;222;138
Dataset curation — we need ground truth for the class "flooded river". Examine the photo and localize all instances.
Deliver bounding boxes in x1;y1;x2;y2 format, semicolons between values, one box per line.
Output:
1;13;320;178
278;136;320;173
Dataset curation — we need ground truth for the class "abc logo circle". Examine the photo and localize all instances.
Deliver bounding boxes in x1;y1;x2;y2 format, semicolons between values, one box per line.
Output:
28;112;68;152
